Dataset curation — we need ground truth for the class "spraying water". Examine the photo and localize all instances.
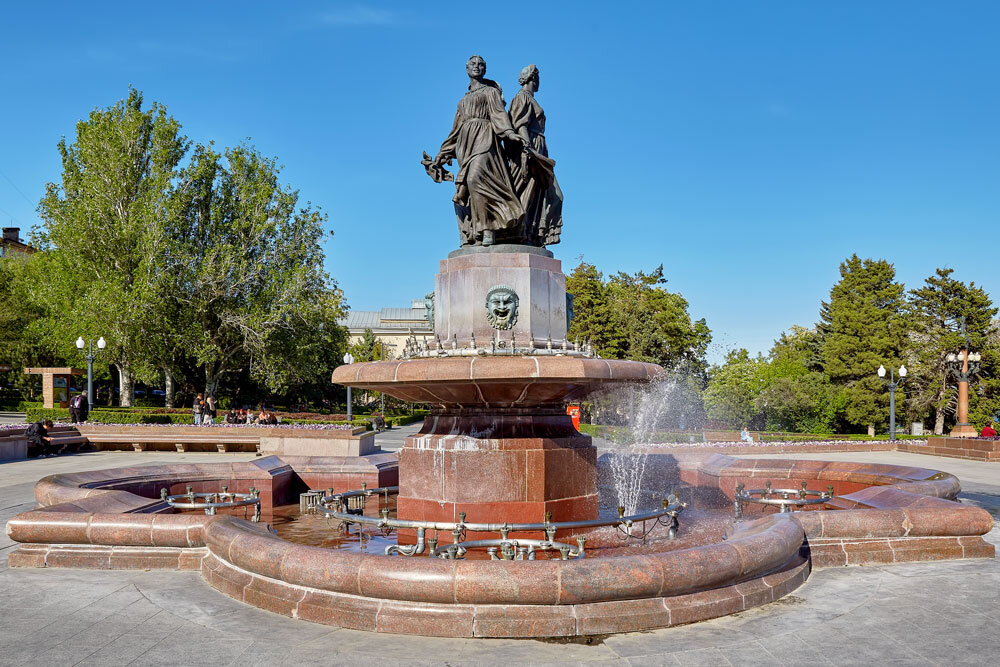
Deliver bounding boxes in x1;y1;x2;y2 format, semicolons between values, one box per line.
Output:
599;377;704;514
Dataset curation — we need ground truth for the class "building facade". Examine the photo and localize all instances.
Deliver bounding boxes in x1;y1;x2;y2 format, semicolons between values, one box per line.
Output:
0;228;34;257
338;298;433;359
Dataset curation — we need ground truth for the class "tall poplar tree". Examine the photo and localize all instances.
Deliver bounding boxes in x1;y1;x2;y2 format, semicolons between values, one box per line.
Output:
163;142;347;398
818;255;907;433
35;88;187;405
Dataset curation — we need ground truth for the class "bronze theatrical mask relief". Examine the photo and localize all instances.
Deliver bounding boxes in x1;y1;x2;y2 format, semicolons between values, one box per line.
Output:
485;285;519;330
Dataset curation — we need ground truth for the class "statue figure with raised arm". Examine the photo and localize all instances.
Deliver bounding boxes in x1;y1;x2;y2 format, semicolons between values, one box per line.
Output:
423;55;527;247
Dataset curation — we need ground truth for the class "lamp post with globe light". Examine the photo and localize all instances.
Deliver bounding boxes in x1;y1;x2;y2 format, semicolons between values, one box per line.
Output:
877;364;906;441
343;352;354;421
75;336;106;406
945;320;983;437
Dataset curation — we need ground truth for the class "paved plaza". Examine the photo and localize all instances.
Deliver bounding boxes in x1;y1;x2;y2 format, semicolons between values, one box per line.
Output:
1;439;999;665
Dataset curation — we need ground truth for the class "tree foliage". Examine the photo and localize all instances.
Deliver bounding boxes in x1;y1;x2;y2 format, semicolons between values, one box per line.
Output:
818;255;908;432
704;349;768;428
16;88;347;406
758;327;837;433
163;142;347;397
33;87;186;404
906;268;999;433
566;261;711;372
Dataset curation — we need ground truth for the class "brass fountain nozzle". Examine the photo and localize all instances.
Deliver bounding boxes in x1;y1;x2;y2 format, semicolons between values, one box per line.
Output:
617;506;626;519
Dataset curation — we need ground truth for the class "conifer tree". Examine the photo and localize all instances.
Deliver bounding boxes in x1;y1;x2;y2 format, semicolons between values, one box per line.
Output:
907;269;998;433
819;255;907;433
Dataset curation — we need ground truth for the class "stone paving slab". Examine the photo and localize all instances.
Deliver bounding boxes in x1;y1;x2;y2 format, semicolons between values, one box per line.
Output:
1;451;999;665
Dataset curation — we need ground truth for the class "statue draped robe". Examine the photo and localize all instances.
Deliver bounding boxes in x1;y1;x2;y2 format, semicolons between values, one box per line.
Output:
436;83;524;244
508;88;563;246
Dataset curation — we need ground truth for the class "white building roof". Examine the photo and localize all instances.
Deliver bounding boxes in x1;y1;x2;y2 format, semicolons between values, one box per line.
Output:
339;303;432;333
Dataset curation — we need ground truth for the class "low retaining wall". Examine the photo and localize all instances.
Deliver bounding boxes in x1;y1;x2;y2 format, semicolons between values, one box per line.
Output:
899;437;1000;462
0;425;84;461
0;424;374;460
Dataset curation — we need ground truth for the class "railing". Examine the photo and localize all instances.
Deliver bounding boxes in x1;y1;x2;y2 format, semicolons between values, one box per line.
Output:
734;481;834;520
162;485;261;522
308;483;686;559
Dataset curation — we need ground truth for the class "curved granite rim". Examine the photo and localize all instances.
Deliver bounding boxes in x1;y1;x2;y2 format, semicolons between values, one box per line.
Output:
5;452;994;637
330;357;664;408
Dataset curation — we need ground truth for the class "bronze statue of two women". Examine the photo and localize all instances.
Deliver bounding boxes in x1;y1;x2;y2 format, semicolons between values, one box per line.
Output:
423;56;563;248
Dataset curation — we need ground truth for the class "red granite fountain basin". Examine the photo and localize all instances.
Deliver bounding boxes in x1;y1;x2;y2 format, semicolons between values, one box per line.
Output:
5;453;993;637
331;356;662;407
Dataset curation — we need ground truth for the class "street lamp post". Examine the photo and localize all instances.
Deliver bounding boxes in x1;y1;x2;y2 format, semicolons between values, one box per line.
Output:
379;341;386;416
877;364;907;441
945;345;983;439
343;352;355;421
75;336;106;406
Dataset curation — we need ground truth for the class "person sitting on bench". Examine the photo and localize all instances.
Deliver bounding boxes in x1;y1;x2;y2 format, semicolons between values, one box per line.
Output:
25;419;56;457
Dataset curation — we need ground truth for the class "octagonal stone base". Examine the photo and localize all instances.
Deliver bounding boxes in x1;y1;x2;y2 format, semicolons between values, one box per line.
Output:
397;412;597;541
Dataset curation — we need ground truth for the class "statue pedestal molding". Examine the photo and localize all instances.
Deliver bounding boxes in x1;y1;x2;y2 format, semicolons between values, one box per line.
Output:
434;249;568;347
949;423;979;438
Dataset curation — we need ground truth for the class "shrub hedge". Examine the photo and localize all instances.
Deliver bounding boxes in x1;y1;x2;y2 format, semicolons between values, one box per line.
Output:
23;406;429;429
575;423;928;442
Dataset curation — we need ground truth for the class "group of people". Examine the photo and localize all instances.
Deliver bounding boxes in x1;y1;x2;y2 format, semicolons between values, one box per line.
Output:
191;394;280;426
191;394;218;425
224;407;279;426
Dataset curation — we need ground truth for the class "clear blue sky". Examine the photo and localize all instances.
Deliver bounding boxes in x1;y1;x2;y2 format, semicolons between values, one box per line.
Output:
2;2;997;364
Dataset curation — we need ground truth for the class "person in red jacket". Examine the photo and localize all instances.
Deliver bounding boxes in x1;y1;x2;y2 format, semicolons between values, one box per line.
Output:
981;423;997;438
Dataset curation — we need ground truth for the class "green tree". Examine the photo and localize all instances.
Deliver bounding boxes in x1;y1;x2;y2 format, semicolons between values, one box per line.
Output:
348;329;382;363
566;261;616;353
567;261;711;372
704;349;769;428
970;319;1000;430
34;87;187;405
818;255;908;433
758;327;836;433
906;268;998;434
0;252;52;396
164;143;347;398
